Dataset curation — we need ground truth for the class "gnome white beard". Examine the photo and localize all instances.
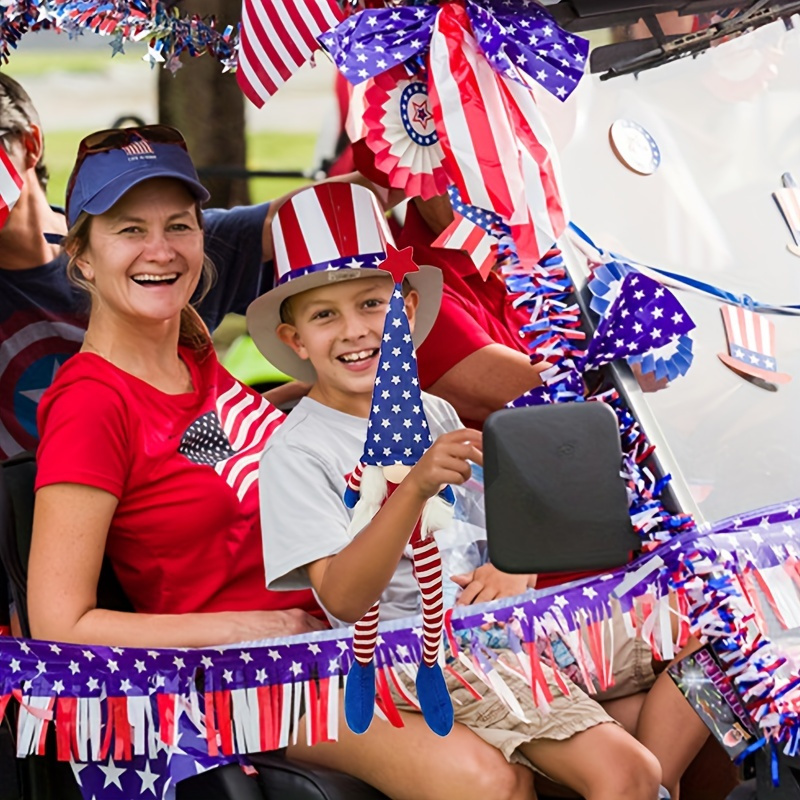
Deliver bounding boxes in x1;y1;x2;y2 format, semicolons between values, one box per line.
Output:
346;465;387;539
421;491;455;541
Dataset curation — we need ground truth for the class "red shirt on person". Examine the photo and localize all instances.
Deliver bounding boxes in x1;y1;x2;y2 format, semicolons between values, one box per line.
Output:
36;345;323;620
398;203;594;588
397;202;532;430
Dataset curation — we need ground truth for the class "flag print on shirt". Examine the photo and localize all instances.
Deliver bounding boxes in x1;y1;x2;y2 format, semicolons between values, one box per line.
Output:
179;380;283;502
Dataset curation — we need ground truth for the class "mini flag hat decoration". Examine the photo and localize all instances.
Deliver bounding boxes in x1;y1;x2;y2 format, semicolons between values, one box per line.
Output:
717;304;791;385
342;244;456;739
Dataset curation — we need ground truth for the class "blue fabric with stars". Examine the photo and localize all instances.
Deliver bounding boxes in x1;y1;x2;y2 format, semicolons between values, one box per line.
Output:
362;283;432;466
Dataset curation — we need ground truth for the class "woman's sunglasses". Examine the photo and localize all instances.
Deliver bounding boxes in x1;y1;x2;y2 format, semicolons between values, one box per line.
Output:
66;124;188;209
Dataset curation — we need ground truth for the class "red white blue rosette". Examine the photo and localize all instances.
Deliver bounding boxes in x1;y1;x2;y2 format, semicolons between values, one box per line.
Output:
363;65;451;200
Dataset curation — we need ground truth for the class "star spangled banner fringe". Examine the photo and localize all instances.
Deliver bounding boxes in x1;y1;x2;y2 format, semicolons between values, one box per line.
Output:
320;0;588;264
0;0;238;70
2;506;800;798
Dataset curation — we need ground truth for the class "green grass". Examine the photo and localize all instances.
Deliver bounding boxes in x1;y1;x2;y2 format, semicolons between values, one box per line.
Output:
42;129;317;208
3;42;149;77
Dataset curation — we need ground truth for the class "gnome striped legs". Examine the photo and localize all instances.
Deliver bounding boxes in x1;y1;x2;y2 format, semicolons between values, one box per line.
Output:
343;464;387;735
410;533;444;667
410;515;454;737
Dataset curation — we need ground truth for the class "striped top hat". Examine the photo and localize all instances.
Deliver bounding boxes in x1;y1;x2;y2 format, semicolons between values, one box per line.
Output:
247;183;442;383
717;305;791;384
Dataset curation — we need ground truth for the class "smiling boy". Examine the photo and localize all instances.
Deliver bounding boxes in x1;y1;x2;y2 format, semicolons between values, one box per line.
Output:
248;183;672;800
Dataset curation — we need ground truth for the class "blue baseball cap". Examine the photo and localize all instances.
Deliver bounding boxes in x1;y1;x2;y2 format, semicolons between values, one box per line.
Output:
65;125;210;228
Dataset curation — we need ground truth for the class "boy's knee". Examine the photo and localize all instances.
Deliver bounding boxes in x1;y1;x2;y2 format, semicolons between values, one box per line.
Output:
612;745;662;799
458;752;532;800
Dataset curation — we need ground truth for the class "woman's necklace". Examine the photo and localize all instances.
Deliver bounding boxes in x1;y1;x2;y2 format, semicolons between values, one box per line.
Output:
82;339;194;394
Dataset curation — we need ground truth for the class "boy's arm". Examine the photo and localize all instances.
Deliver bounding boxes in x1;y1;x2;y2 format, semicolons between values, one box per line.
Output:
307;429;482;623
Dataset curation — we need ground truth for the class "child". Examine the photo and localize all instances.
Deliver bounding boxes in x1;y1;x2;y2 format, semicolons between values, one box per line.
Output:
251;183;673;800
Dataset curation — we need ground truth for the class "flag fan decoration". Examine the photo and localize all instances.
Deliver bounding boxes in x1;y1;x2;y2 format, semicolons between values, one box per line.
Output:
320;0;589;264
361;65;451;200
3;509;800;800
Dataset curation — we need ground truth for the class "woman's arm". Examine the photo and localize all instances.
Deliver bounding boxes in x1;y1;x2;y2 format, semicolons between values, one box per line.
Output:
307;429;483;623
28;484;324;648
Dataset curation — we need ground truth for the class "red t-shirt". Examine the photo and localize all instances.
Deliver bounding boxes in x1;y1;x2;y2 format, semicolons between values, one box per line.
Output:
398;203;532;430
36;346;322;619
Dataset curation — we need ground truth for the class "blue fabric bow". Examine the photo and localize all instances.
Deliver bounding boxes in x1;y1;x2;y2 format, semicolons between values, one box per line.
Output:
318;0;588;100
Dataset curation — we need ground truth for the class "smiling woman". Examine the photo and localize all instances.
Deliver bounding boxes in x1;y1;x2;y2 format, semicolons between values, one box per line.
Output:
26;126;326;650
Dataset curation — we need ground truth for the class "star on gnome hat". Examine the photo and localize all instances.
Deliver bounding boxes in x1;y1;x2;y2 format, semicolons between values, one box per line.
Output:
343;244;455;737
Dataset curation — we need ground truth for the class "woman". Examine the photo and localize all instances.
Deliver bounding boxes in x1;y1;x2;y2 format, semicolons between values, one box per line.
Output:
28;126;324;647
27;127;535;800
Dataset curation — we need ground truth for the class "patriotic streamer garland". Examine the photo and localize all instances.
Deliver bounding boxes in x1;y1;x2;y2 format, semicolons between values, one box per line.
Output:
2;511;800;800
0;1;238;69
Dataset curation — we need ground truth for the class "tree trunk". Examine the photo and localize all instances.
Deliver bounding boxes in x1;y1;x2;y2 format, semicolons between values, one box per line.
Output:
157;0;250;208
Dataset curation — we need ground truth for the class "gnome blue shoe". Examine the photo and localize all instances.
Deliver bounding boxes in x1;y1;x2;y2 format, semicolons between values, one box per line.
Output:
415;662;454;736
344;659;376;734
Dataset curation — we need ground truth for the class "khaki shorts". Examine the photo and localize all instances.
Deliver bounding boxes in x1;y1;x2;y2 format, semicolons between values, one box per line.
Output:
392;600;655;771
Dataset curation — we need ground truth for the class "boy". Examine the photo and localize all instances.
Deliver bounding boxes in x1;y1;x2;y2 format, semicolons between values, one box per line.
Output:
248;182;679;799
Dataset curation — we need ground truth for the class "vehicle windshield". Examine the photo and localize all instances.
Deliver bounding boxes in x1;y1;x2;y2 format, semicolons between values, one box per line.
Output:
556;17;800;524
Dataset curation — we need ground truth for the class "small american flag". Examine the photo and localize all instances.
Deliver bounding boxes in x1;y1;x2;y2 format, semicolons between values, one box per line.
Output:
236;0;343;108
432;212;498;280
0;146;23;229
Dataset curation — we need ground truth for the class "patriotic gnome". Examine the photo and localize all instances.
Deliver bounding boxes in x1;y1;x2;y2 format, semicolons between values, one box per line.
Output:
343;244;456;737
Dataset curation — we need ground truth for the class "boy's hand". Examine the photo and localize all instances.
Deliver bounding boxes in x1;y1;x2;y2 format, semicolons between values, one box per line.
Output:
405;429;482;500
452;563;530;605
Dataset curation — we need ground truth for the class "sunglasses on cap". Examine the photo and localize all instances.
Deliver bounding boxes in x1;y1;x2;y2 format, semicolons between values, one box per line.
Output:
66;125;188;204
65;124;208;226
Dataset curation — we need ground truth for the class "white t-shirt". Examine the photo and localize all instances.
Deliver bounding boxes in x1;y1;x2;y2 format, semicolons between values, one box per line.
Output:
259;393;485;625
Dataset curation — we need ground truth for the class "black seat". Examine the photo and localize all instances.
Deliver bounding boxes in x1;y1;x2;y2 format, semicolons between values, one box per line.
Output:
0;452;388;800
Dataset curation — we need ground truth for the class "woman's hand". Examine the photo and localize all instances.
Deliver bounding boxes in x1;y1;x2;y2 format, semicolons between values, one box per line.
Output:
223;608;327;643
452;563;532;606
405;429;483;501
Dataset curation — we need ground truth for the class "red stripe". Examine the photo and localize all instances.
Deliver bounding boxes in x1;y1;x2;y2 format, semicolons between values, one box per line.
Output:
237;26;278;103
270;683;282;750
461;222;486;258
298;0;341;51
319;183;358;258
55;697;77;761
246;1;295;85
432;6;515;218
0;147;23;190
253;0;307;72
308;678;321;745
204;690;220;757
277;197;313;272
501;81;566;237
256;685;274;751
215;689;234;755
317;678;330;742
375;668;405;728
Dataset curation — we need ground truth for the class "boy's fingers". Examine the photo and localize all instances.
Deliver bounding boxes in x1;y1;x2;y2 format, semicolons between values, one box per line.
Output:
450;571;474;587
456;580;484;605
